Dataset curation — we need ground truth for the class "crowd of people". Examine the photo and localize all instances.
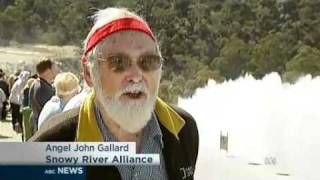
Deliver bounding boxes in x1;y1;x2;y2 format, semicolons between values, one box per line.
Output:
0;57;87;138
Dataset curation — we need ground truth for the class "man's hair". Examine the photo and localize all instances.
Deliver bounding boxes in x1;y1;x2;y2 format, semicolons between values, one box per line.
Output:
36;57;53;74
83;7;145;50
84;8;161;63
83;7;162;84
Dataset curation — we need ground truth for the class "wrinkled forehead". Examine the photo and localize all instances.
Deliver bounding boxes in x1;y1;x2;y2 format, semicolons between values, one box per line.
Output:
98;30;159;57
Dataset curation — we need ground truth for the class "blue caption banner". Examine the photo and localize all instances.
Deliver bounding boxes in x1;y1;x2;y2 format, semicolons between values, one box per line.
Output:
0;166;86;180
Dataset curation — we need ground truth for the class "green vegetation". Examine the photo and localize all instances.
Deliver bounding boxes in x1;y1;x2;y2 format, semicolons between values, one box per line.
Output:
1;0;320;103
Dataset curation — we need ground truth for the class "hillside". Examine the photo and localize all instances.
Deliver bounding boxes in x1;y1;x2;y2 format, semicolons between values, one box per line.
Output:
0;44;81;73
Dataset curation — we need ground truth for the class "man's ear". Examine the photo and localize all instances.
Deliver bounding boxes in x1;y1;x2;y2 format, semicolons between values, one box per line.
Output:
82;62;93;87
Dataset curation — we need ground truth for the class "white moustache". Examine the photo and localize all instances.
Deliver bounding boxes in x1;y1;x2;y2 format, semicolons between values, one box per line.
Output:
118;83;149;96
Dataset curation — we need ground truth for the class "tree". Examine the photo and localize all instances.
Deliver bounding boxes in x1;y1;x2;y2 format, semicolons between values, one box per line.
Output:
285;44;320;77
249;32;297;78
212;36;252;79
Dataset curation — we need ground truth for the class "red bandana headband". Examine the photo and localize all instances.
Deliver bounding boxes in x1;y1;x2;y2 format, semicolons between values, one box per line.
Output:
82;17;155;63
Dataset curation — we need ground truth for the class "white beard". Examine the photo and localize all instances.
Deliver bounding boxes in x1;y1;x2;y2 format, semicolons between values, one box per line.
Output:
94;82;158;133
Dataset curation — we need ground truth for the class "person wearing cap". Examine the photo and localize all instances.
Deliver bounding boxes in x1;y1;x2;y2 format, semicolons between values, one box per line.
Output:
38;72;80;129
31;7;199;180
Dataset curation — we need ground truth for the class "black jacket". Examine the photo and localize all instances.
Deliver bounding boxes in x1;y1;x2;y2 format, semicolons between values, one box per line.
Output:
0;79;9;97
30;106;199;180
29;78;55;119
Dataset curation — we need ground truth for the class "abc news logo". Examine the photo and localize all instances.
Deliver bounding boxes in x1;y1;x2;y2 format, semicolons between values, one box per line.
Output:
44;167;84;175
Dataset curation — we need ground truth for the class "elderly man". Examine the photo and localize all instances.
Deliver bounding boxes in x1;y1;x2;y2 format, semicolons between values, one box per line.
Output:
31;7;199;180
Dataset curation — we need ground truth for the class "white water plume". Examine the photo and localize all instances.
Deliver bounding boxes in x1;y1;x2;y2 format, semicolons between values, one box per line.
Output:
179;73;320;180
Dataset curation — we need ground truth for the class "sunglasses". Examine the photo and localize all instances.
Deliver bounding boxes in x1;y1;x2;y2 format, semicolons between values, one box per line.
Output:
98;54;162;73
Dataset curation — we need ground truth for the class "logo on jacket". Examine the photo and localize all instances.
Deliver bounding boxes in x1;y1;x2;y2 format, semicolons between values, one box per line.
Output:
180;166;194;179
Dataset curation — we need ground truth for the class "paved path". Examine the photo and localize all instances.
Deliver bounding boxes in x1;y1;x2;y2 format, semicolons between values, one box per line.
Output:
0;116;22;142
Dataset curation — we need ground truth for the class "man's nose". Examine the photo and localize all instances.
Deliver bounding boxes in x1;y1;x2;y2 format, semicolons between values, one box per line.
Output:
125;63;143;83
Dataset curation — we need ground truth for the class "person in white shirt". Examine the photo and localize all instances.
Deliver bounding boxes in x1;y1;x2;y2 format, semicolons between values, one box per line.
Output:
9;71;30;132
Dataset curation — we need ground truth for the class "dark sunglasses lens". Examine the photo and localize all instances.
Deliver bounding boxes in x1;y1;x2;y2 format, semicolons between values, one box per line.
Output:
139;55;162;71
108;55;131;72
